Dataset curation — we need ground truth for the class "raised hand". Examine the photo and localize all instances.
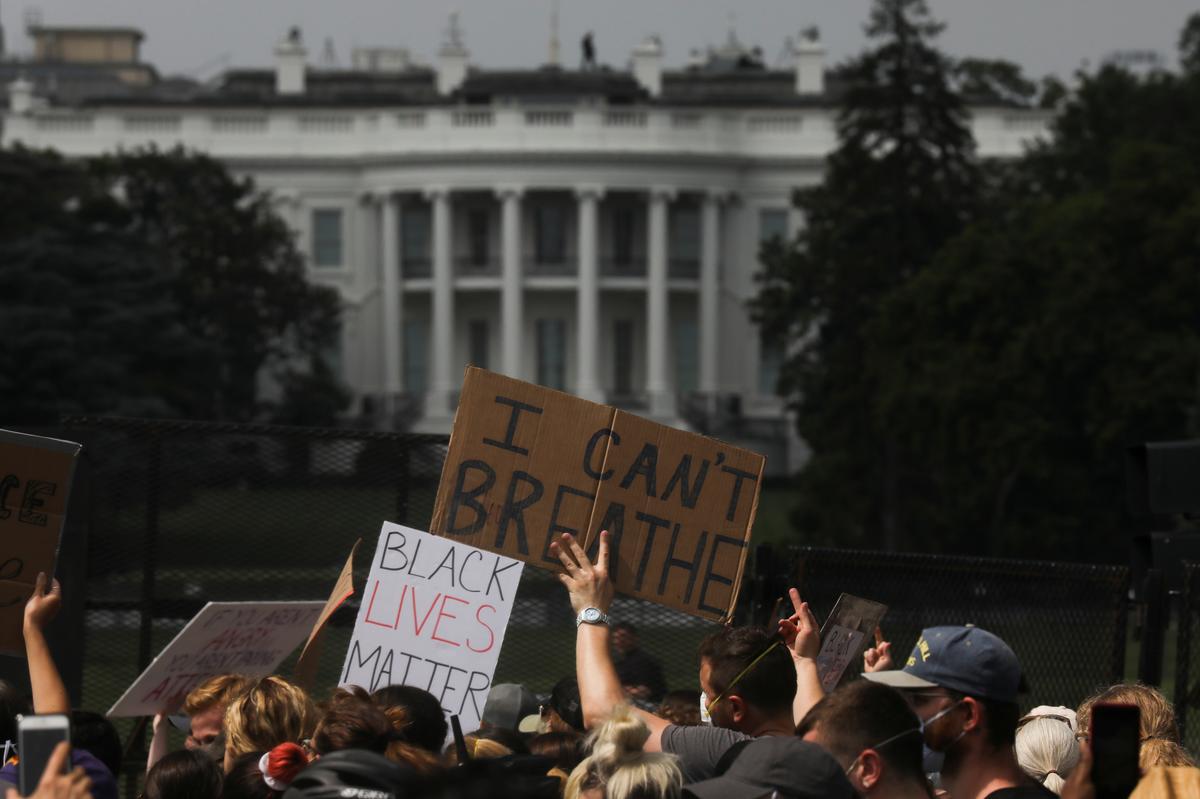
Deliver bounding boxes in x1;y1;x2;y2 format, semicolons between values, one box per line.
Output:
863;627;893;673
5;742;93;799
777;588;820;662
24;572;62;632
549;531;614;616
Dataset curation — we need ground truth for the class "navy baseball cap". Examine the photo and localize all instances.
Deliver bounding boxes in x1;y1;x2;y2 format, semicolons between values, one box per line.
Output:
863;626;1023;704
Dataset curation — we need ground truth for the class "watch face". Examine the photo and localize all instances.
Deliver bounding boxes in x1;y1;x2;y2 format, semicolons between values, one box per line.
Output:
582;608;601;623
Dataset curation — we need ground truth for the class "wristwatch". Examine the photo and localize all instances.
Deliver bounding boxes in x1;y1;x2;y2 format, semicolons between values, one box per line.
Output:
576;607;610;627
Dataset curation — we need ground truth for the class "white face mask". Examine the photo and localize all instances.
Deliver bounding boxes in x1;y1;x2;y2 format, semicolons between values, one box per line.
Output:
699;691;713;725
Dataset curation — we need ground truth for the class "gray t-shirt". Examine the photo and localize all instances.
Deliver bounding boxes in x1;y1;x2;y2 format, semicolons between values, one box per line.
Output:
660;724;753;783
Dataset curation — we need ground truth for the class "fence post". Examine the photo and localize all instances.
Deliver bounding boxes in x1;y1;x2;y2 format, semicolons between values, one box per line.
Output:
1138;567;1167;686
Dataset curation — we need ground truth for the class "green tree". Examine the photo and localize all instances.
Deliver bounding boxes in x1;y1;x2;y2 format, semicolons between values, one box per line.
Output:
753;0;980;550
868;58;1200;560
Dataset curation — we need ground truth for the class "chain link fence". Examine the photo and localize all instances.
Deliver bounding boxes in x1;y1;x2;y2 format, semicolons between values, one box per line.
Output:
756;545;1131;711
1177;562;1200;751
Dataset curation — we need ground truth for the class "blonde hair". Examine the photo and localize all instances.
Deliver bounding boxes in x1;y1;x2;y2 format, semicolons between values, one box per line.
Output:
224;676;317;759
564;705;682;799
443;736;513;765
1077;684;1195;770
183;674;253;716
1015;716;1079;795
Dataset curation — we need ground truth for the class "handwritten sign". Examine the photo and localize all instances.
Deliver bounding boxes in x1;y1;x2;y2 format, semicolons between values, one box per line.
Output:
429;368;765;622
295;538;361;688
0;430;82;655
107;601;325;717
341;522;523;735
816;593;888;691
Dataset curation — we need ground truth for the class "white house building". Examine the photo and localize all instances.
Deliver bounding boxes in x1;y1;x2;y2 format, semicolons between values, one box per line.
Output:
1;21;1053;474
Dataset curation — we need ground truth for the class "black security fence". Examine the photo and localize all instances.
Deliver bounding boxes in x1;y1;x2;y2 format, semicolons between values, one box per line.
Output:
753;545;1131;712
1176;562;1200;752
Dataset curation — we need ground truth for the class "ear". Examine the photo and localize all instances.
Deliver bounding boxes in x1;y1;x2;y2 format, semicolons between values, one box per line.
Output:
961;696;983;733
727;694;748;723
859;750;884;790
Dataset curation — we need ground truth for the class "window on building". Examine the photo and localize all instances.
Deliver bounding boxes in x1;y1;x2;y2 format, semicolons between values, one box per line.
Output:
759;331;784;396
536;318;567;390
670;207;700;260
312;209;344;267
535;205;567;264
612;206;635;266
674;319;698;394
468;319;490;370
401;205;431;277
403;319;428;395
467;208;489;267
758;208;789;244
613;319;634;396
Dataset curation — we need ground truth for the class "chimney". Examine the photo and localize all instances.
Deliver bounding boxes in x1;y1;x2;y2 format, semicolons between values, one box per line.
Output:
437;11;469;95
275;27;307;95
794;27;825;96
8;76;34;114
632;35;663;97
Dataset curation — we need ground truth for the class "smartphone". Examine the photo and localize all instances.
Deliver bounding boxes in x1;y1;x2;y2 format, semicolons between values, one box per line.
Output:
17;713;71;796
1090;702;1140;799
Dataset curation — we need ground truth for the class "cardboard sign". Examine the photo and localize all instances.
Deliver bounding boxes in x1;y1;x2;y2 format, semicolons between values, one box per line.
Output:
107;601;325;717
294;538;361;688
0;430;82;655
816;593;888;691
341;522;524;735
429;368;765;622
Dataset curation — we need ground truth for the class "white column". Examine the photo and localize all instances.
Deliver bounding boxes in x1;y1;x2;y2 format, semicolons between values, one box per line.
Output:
428;187;455;417
498;186;524;380
699;189;721;397
380;192;404;414
646;186;674;418
575;185;604;403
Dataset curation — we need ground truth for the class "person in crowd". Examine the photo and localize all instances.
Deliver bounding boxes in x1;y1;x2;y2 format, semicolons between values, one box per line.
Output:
220;751;275;799
539;677;587;734
530;731;585;788
223;676;317;771
70;711;123;782
7;742;93;799
564;704;682;799
1014;707;1080;795
371;684;448;755
0;573;118;799
310;687;391;756
143;749;223;799
0;679;30;761
797;680;931;799
444;734;514;765
864;625;1053;799
1076;683;1196;769
150;673;253;770
658;691;701;727
681;736;854;799
482;683;541;734
551;531;823;782
612;623;667;703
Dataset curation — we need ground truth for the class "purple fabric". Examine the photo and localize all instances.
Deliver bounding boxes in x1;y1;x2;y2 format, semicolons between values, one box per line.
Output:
0;747;118;799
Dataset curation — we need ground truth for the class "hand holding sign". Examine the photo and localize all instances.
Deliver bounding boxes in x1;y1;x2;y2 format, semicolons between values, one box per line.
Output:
550;531;614;616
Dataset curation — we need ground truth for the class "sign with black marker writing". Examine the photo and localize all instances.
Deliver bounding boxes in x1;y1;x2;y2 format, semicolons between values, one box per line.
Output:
341;522;524;735
816;593;888;691
0;429;81;655
429;368;766;622
108;600;325;717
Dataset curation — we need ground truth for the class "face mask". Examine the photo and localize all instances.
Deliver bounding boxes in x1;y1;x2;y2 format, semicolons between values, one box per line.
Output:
920;699;967;762
699;691;713;725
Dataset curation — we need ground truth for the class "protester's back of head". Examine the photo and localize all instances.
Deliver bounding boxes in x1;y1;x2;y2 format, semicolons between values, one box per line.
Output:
372;684;448;754
143;749;223;799
186;674;254;718
1077;683;1196;770
312;687;390;756
221;751;275;799
1014;715;1079;795
696;626;794;719
564;704;681;799
658;690;701;727
0;680;29;746
796;679;925;788
225;677;317;760
71;709;123;779
530;730;585;788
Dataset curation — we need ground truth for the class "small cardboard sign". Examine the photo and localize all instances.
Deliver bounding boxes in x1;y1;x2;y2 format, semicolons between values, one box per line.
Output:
341;522;524;735
294;538;361;688
816;593;888;691
107;601;325;717
429;368;765;622
0;430;82;655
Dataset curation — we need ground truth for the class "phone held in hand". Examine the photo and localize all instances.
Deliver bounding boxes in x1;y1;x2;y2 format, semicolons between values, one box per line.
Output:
1090;702;1140;799
16;713;71;796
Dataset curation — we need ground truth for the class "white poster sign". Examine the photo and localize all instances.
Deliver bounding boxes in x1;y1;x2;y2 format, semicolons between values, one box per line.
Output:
341;522;524;734
107;600;325;717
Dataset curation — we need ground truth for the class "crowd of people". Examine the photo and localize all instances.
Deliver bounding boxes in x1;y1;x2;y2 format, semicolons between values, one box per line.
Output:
4;531;1200;799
